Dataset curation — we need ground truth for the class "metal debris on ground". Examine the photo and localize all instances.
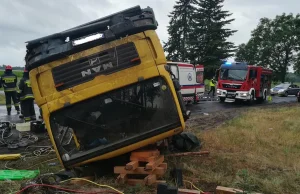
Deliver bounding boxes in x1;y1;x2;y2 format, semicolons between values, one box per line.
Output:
0;121;40;150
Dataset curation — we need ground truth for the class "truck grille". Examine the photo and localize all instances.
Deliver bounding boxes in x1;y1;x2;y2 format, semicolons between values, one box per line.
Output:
222;84;242;89
52;42;140;91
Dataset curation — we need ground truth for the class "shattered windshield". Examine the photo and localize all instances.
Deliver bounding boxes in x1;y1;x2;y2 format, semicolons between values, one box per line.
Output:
50;77;180;164
220;69;248;81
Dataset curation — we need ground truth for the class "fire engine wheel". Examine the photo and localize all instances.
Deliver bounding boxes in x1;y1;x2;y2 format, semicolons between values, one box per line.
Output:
247;92;255;105
219;97;225;103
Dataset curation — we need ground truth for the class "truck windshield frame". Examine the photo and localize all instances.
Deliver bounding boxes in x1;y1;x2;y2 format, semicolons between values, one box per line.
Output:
49;76;181;166
220;68;248;81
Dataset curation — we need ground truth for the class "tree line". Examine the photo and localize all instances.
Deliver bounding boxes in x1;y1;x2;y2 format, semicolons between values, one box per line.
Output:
165;0;300;82
164;0;236;78
0;65;24;71
235;14;300;83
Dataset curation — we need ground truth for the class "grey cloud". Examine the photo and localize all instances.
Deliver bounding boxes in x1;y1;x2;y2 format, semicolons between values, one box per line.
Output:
0;0;299;66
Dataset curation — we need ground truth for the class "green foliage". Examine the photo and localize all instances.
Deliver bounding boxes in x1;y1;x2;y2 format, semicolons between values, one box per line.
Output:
190;0;237;77
164;0;196;62
164;0;237;78
235;13;300;82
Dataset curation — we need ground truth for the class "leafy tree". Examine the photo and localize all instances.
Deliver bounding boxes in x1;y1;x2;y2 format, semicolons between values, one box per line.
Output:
235;14;300;82
164;0;195;62
190;0;237;77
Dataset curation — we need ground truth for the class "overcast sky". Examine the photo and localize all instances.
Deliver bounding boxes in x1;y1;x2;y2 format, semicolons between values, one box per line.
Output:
0;0;299;67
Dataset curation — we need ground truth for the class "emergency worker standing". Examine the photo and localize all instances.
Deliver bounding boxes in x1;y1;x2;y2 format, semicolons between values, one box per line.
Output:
0;65;20;115
208;77;216;97
18;69;36;122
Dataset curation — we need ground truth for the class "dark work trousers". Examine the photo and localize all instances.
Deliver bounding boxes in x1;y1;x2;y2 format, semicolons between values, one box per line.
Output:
20;100;25;115
5;91;20;114
22;99;36;122
208;86;216;96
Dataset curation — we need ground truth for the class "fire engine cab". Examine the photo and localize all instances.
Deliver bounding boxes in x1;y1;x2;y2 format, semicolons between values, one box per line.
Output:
216;62;272;103
167;62;204;103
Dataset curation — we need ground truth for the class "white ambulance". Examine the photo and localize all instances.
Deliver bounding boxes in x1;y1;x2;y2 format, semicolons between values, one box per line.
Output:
167;62;205;104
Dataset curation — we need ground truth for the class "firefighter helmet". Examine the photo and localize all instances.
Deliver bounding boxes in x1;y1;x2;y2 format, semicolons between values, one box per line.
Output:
5;65;12;70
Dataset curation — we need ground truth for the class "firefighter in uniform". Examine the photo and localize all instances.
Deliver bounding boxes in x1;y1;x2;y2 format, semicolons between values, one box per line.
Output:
18;69;36;122
0;65;20;115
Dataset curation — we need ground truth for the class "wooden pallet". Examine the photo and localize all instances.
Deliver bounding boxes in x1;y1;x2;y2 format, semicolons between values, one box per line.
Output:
114;149;167;186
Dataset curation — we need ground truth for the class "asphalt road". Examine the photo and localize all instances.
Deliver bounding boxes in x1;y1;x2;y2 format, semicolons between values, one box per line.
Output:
189;95;298;114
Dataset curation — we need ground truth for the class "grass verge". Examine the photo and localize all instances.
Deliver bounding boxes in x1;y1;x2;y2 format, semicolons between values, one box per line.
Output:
168;105;300;194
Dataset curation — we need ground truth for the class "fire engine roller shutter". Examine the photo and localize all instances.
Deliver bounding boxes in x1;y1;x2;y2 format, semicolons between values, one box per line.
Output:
52;42;140;91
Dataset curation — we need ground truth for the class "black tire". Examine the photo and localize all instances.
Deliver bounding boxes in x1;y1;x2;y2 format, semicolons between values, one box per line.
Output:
219;97;225;103
285;91;288;97
247;92;255;105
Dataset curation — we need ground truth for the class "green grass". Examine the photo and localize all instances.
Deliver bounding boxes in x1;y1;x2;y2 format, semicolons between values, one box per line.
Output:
171;106;300;194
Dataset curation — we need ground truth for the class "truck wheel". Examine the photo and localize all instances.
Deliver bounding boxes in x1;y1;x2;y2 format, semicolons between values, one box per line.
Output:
219;97;225;103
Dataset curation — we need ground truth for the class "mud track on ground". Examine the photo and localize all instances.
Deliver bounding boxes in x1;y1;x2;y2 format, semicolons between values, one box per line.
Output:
186;102;299;131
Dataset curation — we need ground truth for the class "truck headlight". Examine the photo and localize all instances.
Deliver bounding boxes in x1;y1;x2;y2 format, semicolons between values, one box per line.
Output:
217;90;221;94
241;93;248;97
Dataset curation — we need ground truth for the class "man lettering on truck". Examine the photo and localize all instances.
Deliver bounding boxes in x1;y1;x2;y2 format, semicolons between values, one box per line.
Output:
208;77;216;96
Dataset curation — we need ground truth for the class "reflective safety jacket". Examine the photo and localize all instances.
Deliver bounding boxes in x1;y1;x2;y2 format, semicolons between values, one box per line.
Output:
210;79;216;87
18;77;34;100
0;72;18;92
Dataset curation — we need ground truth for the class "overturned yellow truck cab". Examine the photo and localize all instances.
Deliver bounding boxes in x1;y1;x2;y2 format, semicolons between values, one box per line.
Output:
25;6;189;169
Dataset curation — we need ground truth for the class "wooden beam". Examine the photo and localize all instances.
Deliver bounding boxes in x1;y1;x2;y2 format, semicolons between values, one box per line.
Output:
116;174;127;184
144;174;157;185
146;155;164;170
167;151;210;157
114;166;167;175
125;161;139;170
131;150;160;158
178;189;201;194
216;186;263;194
130;155;157;162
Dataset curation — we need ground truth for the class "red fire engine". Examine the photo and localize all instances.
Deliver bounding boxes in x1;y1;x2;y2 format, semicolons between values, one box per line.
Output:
216;62;273;103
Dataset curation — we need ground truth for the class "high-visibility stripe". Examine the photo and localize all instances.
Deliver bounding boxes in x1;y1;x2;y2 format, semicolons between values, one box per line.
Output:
14;103;20;106
24;117;31;121
6;105;11;108
4;88;17;92
20;94;34;100
2;76;16;79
